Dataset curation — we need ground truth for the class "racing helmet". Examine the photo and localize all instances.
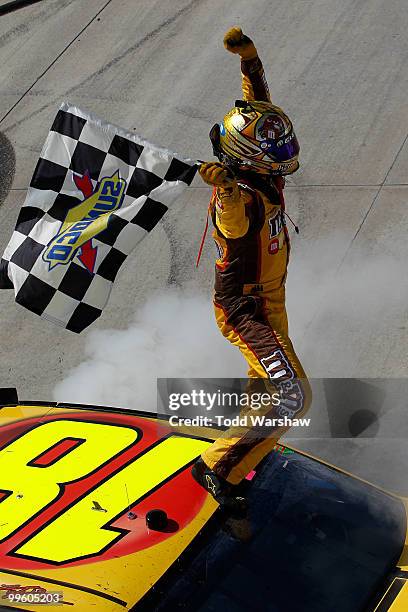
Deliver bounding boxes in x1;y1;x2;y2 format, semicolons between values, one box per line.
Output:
210;100;300;176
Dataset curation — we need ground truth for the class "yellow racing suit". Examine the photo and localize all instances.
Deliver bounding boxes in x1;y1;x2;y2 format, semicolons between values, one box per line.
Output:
201;52;312;485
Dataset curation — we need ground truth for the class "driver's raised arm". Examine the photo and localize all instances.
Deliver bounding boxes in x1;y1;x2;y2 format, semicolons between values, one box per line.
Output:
223;27;271;103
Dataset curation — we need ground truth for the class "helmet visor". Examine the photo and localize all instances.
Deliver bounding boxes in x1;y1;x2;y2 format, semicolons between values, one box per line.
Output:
260;133;300;162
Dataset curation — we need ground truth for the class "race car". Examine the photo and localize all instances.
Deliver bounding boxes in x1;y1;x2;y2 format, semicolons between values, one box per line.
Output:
0;388;406;611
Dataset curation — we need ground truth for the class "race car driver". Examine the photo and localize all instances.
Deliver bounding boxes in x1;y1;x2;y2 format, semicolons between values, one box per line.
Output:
192;27;312;511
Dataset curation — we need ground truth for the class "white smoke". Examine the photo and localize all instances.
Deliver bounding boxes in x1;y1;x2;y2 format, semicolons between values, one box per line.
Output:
54;232;407;410
53;288;246;410
286;231;408;378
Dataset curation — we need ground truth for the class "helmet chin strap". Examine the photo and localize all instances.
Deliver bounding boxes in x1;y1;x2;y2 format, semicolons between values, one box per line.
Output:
283;209;300;234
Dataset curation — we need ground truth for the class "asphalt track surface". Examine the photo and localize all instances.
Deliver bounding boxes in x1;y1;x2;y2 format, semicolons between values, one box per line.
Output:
0;0;407;493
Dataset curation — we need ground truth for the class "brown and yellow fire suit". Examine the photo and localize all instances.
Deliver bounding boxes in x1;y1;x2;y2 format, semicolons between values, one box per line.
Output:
201;51;312;485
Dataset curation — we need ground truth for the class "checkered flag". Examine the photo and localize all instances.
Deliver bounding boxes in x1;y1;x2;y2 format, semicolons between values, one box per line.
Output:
0;103;198;332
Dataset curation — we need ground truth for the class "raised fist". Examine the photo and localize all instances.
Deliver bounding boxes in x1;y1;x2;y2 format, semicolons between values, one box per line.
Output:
223;27;257;60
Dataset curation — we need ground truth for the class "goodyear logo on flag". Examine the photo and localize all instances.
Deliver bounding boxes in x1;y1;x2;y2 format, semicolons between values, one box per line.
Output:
43;171;126;270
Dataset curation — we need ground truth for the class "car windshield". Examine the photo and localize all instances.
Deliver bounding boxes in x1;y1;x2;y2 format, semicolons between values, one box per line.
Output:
136;447;406;612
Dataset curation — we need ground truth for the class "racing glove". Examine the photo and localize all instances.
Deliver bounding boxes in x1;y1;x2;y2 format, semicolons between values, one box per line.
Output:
199;162;235;187
223;26;258;60
199;162;240;202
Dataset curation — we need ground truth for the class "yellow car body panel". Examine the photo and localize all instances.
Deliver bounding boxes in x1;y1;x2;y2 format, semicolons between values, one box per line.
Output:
0;403;218;610
373;578;408;611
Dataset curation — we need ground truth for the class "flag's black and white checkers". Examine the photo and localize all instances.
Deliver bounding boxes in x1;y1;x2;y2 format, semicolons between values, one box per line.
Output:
0;103;198;332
